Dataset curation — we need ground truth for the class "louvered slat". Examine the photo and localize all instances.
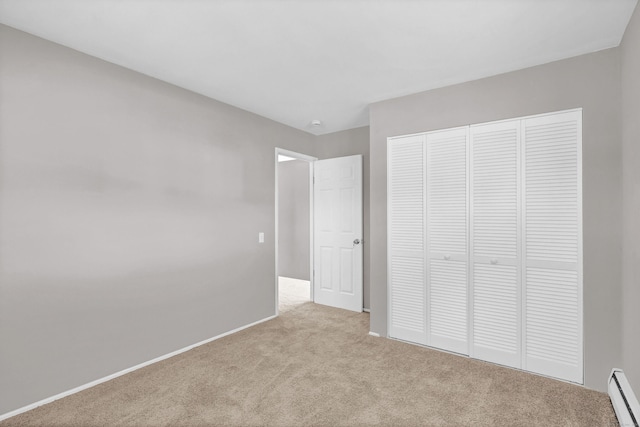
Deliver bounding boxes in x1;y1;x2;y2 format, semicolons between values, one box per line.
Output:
429;259;467;354
472;263;519;366
524;118;578;264
388;135;426;344
427;130;468;255
471;123;519;259
469;120;520;368
390;140;425;253
426;127;468;355
523;110;582;384
390;256;425;331
525;267;579;371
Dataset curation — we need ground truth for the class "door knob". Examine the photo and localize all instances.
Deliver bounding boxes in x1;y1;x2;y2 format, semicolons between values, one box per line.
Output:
353;238;361;246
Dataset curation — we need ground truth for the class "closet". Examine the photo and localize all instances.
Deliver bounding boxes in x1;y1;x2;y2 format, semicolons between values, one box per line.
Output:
388;109;583;384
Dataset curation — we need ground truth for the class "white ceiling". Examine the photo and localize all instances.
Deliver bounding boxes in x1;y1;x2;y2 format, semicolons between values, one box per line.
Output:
0;0;637;135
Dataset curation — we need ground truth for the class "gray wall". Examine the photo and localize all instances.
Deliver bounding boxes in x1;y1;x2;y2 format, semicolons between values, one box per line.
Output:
0;24;315;414
621;4;640;394
369;49;622;392
277;160;310;280
315;127;370;310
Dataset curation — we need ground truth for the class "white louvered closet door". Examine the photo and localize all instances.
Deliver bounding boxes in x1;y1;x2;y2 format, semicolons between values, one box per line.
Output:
388;135;427;345
469;120;521;368
522;110;583;384
426;127;469;355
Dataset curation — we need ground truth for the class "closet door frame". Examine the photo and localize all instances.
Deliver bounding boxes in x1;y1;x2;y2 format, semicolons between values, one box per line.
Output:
386;108;583;384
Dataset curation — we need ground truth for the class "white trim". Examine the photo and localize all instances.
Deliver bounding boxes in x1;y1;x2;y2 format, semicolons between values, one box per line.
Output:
466;124;472;358
578;111;584;384
386;139;391;339
363;308;370;313
0;314;277;422
368;331;380;337
309;161;315;303
275;149;280;316
519;118;527;371
274;147;317;316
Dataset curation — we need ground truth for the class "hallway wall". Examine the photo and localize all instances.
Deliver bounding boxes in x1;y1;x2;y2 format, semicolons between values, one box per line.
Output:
278;160;310;281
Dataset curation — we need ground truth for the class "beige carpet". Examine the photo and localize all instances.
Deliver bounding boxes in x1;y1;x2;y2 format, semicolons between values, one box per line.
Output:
1;302;617;427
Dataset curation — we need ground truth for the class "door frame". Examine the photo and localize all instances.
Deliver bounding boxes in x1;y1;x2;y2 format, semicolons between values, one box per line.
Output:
274;148;317;316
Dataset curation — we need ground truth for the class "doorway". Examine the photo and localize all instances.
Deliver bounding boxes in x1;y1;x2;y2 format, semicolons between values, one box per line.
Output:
275;148;316;314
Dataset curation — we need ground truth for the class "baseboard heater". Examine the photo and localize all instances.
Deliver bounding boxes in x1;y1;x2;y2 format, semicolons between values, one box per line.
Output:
609;369;640;427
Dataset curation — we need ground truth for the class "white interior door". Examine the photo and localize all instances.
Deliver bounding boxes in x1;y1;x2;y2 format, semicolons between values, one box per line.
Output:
425;127;469;355
313;155;363;312
522;110;583;383
469;119;521;368
388;135;427;344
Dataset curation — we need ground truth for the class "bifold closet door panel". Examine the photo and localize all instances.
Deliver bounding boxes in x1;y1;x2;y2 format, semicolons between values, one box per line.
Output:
469;120;521;368
522;110;583;384
426;127;468;355
388;135;427;345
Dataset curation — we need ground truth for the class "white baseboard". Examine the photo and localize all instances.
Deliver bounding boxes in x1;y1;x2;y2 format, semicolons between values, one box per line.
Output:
363;308;371;313
0;314;277;422
368;331;380;337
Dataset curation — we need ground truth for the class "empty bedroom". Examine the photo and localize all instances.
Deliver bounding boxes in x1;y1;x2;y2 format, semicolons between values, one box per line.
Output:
1;1;640;426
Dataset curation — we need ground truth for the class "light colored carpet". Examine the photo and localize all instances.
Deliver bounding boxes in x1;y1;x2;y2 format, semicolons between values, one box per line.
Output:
1;302;617;426
278;276;310;313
